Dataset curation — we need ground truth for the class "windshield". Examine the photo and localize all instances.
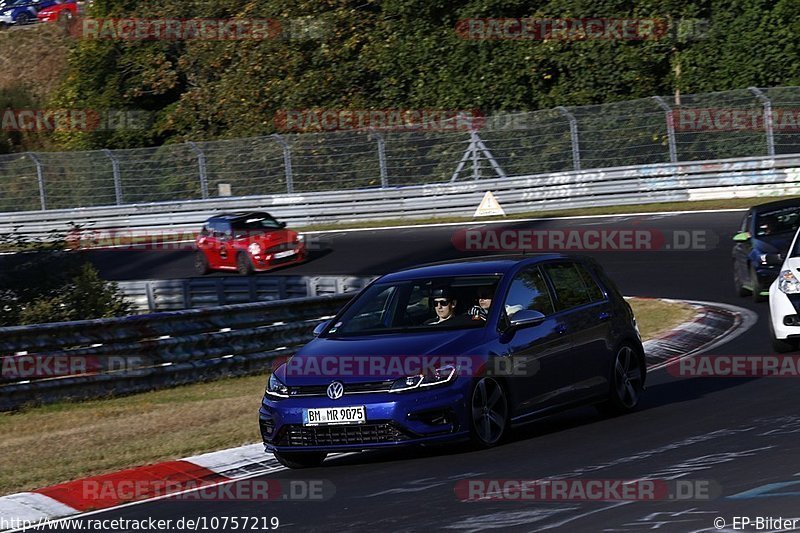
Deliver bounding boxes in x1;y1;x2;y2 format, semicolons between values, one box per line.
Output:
231;214;283;231
325;275;502;336
754;207;800;237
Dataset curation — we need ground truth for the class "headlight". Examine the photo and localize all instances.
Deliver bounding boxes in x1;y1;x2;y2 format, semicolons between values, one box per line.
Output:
248;242;262;255
760;254;769;265
265;373;289;398
390;364;457;392
778;269;800;294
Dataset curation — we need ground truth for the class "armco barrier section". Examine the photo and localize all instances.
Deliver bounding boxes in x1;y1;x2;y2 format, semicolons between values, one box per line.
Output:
0;294;353;411
117;275;374;313
2;154;800;241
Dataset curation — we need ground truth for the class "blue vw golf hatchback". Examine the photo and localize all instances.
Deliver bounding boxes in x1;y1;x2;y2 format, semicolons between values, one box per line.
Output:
260;254;645;468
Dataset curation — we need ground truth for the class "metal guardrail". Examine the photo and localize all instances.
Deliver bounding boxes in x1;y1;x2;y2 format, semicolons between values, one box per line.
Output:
1;153;799;240
0;293;356;411
117;276;375;313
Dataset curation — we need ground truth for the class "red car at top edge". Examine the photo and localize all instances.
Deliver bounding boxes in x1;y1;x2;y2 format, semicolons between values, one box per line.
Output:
194;212;306;275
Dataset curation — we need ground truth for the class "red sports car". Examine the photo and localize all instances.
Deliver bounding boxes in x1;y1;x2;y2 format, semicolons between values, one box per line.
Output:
195;211;306;275
36;0;77;23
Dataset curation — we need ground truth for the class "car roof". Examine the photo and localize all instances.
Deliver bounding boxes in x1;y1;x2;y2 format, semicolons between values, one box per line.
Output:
377;253;578;282
206;211;274;222
750;198;800;213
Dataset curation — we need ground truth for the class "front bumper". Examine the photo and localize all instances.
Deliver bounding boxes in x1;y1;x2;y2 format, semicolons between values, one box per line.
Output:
259;383;470;453
769;281;800;340
251;246;306;271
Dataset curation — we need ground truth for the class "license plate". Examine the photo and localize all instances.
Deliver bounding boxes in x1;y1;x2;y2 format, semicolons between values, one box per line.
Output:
303;406;366;426
274;249;297;259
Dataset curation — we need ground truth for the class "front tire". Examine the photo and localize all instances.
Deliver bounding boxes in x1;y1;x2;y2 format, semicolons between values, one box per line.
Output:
236;252;254;275
598;344;644;416
15;12;30;25
273;451;327;469
733;263;749;297
469;377;509;448
751;267;766;303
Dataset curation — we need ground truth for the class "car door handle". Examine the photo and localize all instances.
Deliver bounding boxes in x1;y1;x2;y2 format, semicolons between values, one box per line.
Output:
598;312;611;321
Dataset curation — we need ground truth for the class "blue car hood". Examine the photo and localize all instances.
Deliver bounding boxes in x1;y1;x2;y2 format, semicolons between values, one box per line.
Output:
277;328;487;386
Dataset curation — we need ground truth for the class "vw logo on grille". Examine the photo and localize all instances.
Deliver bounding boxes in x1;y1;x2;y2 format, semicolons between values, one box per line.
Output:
327;381;344;400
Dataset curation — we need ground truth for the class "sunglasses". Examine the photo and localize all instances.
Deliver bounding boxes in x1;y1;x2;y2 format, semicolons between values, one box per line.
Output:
433;299;452;307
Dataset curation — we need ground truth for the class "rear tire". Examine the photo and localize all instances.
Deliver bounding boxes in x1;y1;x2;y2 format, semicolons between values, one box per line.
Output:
236;252;254;275
273;451;327;469
16;12;30;25
469;377;509;448
597;344;645;416
194;252;210;275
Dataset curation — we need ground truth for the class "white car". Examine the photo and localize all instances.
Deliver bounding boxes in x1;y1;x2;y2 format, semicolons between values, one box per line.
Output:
768;242;800;352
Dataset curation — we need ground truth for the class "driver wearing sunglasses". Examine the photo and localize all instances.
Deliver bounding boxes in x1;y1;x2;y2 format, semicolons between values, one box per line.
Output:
425;287;458;325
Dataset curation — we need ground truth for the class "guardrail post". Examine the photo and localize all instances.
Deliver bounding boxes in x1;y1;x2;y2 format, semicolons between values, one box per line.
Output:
369;131;389;188
271;134;294;194
651;96;678;164
187;142;209;199
103;149;123;205
749;87;775;157
27;152;46;210
556;106;581;171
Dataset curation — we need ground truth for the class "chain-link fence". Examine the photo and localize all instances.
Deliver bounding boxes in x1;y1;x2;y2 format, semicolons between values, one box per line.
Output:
4;86;800;213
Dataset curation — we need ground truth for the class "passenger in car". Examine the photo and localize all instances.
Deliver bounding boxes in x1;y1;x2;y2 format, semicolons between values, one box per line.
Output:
468;286;494;321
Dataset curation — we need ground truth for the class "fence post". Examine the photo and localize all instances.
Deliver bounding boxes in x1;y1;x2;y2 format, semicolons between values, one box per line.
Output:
27;152;46;210
271;134;294;194
749;87;775;157
187;142;209;199
651;96;678;164
103;149;123;205
470;130;481;180
369;131;389;188
556;106;581;171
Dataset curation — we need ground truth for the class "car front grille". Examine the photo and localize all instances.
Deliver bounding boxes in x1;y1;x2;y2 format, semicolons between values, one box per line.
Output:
265;242;297;254
288;380;395;397
276;422;411;447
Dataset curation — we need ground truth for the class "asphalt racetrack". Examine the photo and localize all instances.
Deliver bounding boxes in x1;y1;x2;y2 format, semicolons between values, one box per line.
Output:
30;210;800;532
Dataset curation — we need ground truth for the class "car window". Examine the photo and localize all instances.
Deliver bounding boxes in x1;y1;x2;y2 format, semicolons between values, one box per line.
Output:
232;215;282;231
754;207;800;237
503;267;554;317
327;276;500;336
210;220;232;238
576;263;606;302
741;212;752;233
543;262;595;311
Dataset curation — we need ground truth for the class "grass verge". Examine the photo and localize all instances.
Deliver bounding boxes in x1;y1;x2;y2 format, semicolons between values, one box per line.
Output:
0;297;696;495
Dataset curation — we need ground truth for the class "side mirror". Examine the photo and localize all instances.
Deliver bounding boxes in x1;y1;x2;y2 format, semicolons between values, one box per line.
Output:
765;253;783;266
508;310;546;331
279;221;287;228
313;320;331;337
733;231;751;242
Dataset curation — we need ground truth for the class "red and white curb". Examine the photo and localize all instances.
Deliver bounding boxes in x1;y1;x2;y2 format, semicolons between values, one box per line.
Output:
0;299;755;530
0;444;285;530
